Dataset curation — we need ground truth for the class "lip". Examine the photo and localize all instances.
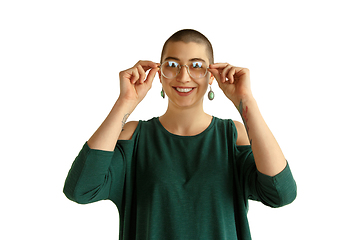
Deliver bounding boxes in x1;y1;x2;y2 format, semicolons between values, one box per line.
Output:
172;86;196;96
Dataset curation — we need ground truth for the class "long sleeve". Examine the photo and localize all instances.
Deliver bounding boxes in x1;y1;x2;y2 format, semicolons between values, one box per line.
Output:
235;145;297;208
63;142;121;204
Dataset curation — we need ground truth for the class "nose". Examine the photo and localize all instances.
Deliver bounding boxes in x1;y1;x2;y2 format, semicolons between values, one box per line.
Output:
176;65;191;83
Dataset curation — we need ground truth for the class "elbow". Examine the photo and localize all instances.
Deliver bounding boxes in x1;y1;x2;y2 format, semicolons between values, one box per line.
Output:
63;184;85;204
63;188;94;205
270;180;297;208
257;176;297;208
283;182;297;206
262;161;297;208
63;180;108;204
63;182;94;205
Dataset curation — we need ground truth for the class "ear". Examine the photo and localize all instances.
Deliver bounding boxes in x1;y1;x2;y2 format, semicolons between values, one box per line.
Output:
158;69;162;83
209;71;215;85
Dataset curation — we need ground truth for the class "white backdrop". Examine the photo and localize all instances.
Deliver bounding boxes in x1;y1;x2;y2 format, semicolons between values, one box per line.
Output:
1;0;359;239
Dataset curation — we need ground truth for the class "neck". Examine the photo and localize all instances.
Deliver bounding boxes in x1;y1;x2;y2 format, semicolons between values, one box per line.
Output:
159;99;212;136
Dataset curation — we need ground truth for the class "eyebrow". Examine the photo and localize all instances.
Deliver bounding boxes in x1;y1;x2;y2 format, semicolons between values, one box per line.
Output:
164;57;207;63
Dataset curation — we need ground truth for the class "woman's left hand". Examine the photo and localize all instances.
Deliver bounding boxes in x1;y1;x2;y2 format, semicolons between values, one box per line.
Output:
208;63;253;106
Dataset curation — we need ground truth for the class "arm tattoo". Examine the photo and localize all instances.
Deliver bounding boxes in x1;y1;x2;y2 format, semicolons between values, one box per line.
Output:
121;113;130;131
239;100;252;145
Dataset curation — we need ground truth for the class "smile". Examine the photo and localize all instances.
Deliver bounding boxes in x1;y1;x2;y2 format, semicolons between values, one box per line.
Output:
176;87;194;93
173;87;196;96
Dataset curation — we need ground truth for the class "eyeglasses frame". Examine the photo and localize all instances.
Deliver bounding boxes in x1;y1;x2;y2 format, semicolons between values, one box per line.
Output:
159;61;210;79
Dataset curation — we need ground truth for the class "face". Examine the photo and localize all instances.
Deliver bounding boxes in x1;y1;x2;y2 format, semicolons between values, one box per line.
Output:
159;41;214;109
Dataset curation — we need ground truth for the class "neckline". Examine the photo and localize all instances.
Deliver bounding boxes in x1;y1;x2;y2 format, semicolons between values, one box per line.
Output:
155;116;216;138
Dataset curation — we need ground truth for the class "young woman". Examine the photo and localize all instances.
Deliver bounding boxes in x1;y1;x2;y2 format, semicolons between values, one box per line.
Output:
64;29;297;240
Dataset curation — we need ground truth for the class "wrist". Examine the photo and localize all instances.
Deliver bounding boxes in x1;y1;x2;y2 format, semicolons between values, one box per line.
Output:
240;94;256;105
115;96;138;114
232;94;256;109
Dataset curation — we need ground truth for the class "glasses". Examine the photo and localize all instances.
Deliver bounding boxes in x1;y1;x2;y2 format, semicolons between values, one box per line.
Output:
159;60;209;79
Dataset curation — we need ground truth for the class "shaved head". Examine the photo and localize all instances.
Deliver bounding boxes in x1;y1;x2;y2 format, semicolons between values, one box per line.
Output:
161;29;214;65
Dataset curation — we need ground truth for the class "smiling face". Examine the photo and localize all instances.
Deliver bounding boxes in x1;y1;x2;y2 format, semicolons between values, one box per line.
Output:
159;41;214;109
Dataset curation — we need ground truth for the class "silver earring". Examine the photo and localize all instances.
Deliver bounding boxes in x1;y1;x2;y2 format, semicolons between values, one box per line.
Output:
161;88;165;99
208;86;214;100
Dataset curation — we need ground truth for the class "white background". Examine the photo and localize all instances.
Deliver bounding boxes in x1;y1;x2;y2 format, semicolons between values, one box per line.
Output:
1;0;359;239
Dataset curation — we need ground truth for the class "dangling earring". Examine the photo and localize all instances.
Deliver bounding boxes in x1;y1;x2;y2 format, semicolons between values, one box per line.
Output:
208;85;214;100
161;88;165;99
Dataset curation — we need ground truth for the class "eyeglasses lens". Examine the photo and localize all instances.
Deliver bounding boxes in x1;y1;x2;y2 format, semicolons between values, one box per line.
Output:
161;61;207;79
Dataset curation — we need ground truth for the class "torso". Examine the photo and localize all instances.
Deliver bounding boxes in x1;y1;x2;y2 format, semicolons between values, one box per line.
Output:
158;114;213;136
119;116;250;145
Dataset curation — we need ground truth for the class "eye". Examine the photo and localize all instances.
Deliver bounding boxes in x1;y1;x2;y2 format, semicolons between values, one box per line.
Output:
167;61;179;68
192;62;203;68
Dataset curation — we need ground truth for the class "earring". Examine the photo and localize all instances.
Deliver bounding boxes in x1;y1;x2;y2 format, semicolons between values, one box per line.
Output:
208;86;214;100
161;88;165;99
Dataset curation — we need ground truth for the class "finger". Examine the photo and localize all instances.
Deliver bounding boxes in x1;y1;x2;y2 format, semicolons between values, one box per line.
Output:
144;67;158;87
209;63;229;69
212;71;225;89
137;65;146;84
137;60;160;71
221;64;233;83
227;67;237;84
208;68;221;82
234;67;249;81
129;68;139;84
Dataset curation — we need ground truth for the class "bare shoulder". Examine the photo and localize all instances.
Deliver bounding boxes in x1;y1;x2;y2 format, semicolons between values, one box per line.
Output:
233;120;250;146
118;121;139;140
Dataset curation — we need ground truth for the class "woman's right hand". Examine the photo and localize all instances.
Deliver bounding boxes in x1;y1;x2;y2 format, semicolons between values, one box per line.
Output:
87;60;159;151
118;60;160;107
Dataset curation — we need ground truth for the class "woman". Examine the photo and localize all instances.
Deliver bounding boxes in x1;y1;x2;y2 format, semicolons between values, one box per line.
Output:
63;29;297;240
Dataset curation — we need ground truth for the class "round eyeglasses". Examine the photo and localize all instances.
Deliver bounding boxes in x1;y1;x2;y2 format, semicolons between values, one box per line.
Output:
159;61;209;79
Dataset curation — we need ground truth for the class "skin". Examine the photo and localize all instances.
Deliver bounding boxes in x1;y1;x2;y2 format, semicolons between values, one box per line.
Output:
158;41;216;136
209;63;287;176
87;41;286;177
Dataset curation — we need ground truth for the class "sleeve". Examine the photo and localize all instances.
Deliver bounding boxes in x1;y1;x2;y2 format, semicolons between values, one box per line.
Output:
235;145;297;208
63;142;125;204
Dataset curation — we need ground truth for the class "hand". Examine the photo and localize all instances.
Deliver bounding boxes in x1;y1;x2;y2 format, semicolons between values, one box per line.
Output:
208;63;253;106
118;60;160;105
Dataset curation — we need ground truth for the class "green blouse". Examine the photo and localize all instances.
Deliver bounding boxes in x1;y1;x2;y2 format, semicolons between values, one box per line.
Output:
63;117;297;240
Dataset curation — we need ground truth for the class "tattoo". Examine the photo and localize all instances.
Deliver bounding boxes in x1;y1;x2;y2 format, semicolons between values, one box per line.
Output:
239;100;252;145
121;113;130;131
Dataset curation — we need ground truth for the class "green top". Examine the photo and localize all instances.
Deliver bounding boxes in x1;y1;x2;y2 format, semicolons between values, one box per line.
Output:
63;117;297;240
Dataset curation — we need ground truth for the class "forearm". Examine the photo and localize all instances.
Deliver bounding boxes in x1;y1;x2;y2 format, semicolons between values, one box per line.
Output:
238;96;287;176
63;142;115;204
87;97;136;151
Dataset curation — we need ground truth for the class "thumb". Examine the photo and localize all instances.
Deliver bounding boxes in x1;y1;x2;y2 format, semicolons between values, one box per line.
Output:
208;68;221;83
144;67;158;87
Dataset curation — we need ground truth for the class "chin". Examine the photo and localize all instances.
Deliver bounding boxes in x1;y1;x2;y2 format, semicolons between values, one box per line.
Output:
165;87;207;109
169;97;204;109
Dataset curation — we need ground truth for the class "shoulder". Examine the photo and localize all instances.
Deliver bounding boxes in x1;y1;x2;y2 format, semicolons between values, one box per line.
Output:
232;120;250;146
118;121;139;140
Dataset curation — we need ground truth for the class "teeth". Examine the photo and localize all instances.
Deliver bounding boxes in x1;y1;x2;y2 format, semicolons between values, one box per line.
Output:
176;88;193;93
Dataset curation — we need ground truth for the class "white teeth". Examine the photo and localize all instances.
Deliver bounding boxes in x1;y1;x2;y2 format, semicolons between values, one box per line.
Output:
176;88;193;93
